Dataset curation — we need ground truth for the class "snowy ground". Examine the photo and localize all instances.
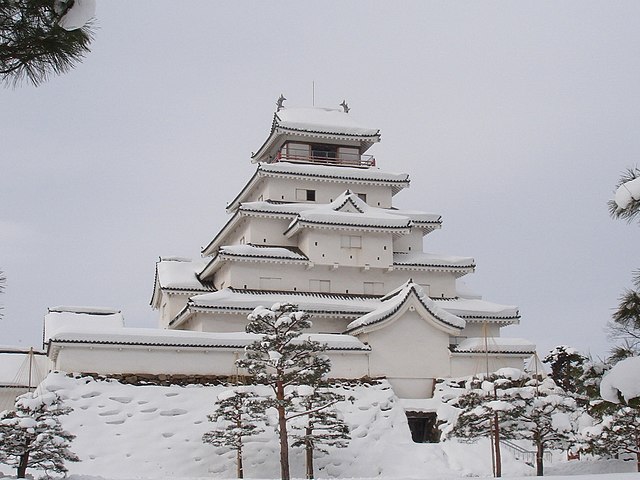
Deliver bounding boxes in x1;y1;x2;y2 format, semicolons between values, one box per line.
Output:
0;373;637;479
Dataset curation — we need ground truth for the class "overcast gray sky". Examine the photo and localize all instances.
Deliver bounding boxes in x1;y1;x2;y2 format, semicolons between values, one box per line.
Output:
1;1;639;359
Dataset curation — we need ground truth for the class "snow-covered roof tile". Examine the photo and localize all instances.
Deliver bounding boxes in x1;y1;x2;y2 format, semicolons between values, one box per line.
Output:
186;288;379;316
434;298;520;321
219;244;308;261
453;337;536;354
345;282;465;333
274;107;380;137
393;252;475;269
258;161;408;184
156;257;213;291
49;327;369;351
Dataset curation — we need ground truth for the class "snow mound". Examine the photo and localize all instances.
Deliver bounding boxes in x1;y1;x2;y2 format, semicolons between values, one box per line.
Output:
25;372;533;479
599;356;640;404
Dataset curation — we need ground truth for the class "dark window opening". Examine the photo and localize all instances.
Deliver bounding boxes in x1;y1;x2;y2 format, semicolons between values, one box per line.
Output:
406;412;440;443
307;189;316;201
311;144;337;159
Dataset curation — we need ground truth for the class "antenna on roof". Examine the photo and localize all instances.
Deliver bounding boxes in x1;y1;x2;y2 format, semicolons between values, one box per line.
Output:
340;100;350;113
276;94;286;112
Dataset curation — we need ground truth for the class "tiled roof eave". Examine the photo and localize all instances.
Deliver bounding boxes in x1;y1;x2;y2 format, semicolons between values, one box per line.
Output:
189;304;367;317
218;253;309;264
451;349;535;355
258;165;410;186
274;125;380;140
392;263;476;271
285;219;411;236
160;287;216;295
49;338;370;352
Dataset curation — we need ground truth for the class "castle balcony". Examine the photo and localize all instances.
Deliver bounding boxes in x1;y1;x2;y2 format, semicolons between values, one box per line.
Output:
272;145;376;168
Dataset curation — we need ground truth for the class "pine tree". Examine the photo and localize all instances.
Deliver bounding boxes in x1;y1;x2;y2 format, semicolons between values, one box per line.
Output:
446;370;527;477
608;167;640;357
608;270;640;358
1;0;95;87
509;376;577;476
543;346;586;395
0;391;79;478
236;303;332;480
290;386;350;479
583;406;640;472
202;387;265;478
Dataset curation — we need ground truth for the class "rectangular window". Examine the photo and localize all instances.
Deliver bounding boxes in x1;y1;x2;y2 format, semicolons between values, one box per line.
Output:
309;279;331;292
356;193;367;203
363;282;384;295
295;188;316;202
341;235;362;248
311;144;337;159
259;277;282;290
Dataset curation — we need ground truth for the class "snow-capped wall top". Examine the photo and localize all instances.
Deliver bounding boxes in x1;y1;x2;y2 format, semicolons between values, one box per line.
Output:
453;337;536;354
44;307;125;345
48;306;121;315
600;356;640;404
48;327;369;351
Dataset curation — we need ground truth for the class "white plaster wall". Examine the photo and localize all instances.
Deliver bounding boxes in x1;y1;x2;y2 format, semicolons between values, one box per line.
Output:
450;354;528;378
299;230;393;269
459;323;502;339
393;230;424;253
218;258;457;298
53;346;244;376
358;308;452;398
245;216;294;246
52;344;369;380
159;292;192;329
264;177;394;208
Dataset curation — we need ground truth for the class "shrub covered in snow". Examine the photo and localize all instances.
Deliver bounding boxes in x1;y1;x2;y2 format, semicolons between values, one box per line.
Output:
0;391;78;478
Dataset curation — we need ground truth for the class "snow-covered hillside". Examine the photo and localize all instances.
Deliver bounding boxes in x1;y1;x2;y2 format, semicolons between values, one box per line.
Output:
1;372;637;479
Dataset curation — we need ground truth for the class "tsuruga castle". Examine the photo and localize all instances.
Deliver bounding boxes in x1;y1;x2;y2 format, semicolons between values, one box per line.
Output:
43;102;535;403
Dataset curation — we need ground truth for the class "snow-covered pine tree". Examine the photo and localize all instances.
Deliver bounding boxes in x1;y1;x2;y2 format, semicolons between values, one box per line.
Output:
236;303;331;480
609;167;640;358
508;376;577;476
290;386;350;479
0;391;79;478
0;0;95;87
543;346;587;395
202;387;265;478
583;406;640;472
446;369;527;477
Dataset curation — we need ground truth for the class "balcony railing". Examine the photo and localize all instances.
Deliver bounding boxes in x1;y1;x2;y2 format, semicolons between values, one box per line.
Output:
273;150;376;168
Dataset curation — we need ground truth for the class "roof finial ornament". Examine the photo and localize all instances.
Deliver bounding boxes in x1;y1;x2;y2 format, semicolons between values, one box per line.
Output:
340;100;350;113
276;94;286;112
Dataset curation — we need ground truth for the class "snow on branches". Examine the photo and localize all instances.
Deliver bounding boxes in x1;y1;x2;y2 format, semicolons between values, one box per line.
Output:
0;391;79;479
203;387;265;479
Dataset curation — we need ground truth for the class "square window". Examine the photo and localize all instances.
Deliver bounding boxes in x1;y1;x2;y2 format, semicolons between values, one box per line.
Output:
296;188;316;202
341;235;362;249
309;279;331;292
